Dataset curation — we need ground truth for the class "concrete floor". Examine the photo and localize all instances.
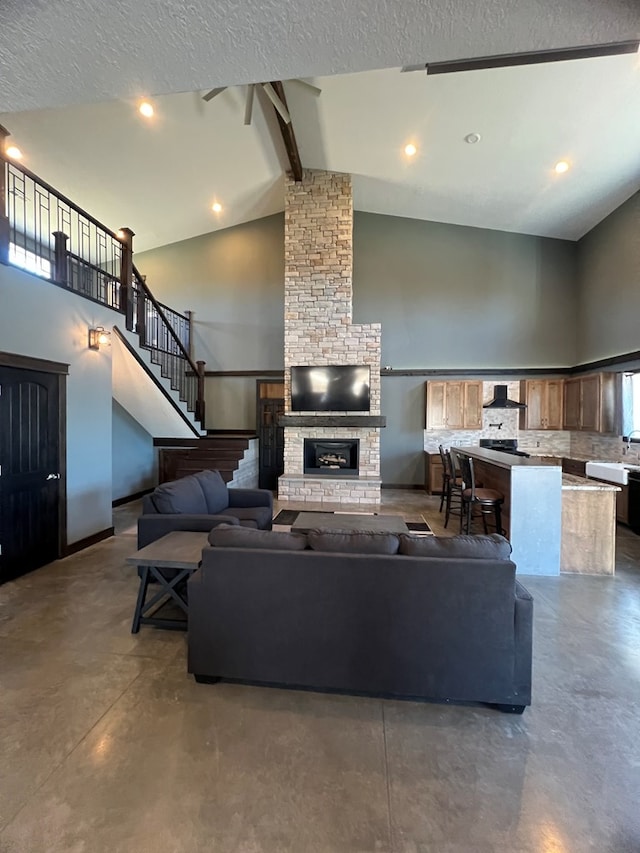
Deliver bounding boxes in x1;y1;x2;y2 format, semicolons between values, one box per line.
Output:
1;491;639;852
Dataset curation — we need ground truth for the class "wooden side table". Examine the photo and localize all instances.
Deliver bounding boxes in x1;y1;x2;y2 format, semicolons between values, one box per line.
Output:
126;531;210;633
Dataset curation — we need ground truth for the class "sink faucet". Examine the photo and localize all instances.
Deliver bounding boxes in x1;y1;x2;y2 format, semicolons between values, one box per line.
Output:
626;430;640;452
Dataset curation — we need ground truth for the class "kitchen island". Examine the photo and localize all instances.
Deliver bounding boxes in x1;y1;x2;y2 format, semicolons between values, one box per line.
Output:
456;447;618;576
457;447;562;575
561;473;618;575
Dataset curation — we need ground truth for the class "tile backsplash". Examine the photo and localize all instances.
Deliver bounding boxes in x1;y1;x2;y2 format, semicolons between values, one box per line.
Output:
423;379;634;461
570;432;636;462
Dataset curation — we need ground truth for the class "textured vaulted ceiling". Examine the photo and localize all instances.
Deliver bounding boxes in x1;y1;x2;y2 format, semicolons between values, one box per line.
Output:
1;0;639;250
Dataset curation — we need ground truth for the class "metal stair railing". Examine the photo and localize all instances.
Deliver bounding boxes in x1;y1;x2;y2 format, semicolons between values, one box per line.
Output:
131;265;205;425
0;137;205;427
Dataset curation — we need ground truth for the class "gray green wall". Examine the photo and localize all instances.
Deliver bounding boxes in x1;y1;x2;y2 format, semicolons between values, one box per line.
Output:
352;212;578;369
379;375;428;485
576;191;640;365
0;263;115;544
112;400;157;501
353;212;579;484
137;214;285;371
136;214;285;433
137;211;584;485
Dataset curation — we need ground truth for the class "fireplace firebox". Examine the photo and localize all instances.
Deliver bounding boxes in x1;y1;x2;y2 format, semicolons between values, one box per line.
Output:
304;439;359;476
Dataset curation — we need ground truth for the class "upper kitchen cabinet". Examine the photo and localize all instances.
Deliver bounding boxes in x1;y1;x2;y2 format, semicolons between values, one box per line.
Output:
425;381;483;430
562;373;616;433
519;380;564;430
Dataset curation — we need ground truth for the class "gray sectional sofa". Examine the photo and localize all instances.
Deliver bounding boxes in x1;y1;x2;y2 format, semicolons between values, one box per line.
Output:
137;469;273;549
188;526;533;713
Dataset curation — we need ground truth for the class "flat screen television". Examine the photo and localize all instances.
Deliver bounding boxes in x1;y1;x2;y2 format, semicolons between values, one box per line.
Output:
290;365;371;412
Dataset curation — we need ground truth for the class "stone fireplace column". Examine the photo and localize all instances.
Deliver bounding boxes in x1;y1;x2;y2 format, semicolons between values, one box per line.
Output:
278;170;382;505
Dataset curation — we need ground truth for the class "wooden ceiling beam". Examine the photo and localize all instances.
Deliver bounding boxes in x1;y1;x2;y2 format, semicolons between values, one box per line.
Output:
269;81;303;182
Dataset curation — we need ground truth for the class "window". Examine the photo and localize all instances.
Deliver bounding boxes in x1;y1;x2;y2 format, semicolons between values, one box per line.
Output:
621;373;640;439
9;243;51;279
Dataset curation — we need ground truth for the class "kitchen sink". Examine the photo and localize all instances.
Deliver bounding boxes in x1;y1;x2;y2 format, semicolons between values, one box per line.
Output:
585;461;640;485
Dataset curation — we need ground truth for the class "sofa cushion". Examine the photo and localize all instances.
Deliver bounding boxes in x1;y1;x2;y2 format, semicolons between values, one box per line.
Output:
151;476;208;515
208;523;308;551
193;470;230;514
307;529;400;555
399;533;512;560
220;506;273;530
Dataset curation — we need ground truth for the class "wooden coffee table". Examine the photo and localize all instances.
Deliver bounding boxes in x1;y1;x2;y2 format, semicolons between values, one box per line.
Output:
126;531;210;633
291;512;409;534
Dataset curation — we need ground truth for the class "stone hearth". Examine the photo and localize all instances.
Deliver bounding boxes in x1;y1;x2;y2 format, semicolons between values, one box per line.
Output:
278;170;382;505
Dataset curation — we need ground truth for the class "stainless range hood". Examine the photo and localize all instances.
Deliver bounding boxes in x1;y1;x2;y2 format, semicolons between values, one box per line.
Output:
483;385;526;409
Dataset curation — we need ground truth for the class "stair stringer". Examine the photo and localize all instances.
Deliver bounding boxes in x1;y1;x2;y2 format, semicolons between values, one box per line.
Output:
112;327;205;438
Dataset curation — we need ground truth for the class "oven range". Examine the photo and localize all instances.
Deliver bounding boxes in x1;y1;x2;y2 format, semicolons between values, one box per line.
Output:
479;438;530;458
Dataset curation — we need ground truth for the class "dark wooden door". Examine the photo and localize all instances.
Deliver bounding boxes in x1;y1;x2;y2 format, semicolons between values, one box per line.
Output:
0;366;61;582
257;381;284;490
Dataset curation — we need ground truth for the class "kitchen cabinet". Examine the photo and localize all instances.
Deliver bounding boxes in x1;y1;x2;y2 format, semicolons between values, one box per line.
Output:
425;381;483;430
562;373;616;434
519;380;564;430
424;452;444;495
563;379;581;430
580;375;601;432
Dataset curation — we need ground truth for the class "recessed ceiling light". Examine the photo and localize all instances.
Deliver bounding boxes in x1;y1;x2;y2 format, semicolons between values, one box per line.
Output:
211;202;222;213
5;145;22;160
404;143;417;157
555;160;570;174
138;101;154;118
464;132;481;145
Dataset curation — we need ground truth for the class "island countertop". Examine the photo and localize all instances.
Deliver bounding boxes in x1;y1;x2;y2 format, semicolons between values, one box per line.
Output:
456;446;562;469
453;446;616;575
561;473;620;491
454;446;562;575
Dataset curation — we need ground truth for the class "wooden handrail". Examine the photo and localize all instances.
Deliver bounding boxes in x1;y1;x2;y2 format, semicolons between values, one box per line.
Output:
0;149;206;426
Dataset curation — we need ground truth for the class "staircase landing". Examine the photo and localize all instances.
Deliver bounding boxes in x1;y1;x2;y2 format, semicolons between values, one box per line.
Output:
155;434;259;487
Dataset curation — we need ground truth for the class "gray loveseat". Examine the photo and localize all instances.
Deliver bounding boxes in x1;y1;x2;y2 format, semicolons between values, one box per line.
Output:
188;526;533;713
138;470;273;549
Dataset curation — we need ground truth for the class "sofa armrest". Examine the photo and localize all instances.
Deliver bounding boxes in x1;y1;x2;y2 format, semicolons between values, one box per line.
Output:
228;488;274;511
137;513;239;548
513;580;533;705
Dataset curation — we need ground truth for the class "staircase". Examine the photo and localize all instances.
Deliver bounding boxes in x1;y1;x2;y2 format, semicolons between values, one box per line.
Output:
0;138;206;435
157;436;259;486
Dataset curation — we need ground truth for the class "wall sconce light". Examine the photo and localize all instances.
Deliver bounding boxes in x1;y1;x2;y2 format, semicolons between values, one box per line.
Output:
88;326;111;350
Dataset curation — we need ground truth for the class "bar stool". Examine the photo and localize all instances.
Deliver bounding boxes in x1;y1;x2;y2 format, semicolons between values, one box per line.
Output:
443;448;464;529
458;453;505;536
438;445;449;512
